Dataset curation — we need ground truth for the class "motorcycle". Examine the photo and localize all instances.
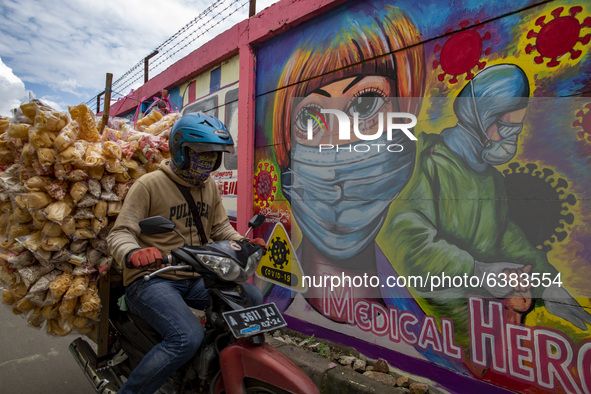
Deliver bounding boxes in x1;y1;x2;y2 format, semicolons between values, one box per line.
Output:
69;214;319;394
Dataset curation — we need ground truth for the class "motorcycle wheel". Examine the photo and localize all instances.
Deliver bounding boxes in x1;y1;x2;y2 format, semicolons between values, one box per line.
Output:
244;379;290;394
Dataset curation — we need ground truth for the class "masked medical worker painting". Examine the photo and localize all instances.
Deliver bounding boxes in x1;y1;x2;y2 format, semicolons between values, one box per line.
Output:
377;64;591;368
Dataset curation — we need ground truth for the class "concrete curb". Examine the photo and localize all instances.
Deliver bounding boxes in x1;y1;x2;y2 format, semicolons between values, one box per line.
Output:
267;336;409;393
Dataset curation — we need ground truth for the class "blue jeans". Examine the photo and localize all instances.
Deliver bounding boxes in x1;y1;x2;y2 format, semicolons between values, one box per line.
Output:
119;277;263;394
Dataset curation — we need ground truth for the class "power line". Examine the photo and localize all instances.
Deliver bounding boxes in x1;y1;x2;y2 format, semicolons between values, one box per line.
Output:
116;0;236;92
111;0;229;90
117;0;247;94
87;0;247;114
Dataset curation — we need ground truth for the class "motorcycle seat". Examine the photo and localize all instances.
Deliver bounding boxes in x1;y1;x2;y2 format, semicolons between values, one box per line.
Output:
127;311;161;345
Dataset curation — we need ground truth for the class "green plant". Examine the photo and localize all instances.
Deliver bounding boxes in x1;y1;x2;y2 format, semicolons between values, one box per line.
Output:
317;343;331;359
299;334;314;347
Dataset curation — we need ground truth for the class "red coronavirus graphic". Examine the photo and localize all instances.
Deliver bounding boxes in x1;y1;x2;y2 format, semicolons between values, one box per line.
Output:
573;102;591;142
433;20;491;84
525;6;591;67
254;161;277;208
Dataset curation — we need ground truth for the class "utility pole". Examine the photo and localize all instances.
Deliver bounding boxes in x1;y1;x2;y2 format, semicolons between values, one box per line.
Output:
96;92;102;115
144;51;159;83
100;73;113;133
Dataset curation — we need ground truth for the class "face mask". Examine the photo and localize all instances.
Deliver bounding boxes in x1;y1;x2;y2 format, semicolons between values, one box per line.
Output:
287;136;414;259
172;150;217;186
481;134;518;165
496;120;523;139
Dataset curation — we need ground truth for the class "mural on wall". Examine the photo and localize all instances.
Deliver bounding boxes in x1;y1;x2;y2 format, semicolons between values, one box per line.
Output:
179;56;240;223
252;0;591;392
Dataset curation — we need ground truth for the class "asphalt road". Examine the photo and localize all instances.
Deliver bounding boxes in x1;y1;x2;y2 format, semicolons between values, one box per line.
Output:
0;303;95;394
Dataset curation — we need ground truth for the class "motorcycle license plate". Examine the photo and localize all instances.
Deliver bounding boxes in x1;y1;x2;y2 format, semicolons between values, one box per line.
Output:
222;302;287;338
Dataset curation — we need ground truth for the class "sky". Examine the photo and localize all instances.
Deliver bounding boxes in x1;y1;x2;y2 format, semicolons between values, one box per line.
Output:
0;0;280;117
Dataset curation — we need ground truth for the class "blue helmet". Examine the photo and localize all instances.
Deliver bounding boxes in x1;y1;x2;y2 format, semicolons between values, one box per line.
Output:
170;112;235;170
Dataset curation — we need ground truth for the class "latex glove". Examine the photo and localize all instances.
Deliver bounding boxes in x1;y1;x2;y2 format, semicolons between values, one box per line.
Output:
128;247;162;268
473;261;525;298
543;285;591;331
248;238;267;255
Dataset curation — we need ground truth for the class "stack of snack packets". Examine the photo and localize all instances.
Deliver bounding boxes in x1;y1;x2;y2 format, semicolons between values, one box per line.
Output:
0;100;177;335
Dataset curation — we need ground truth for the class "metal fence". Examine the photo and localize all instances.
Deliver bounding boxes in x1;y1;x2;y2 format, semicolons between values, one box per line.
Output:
85;0;250;114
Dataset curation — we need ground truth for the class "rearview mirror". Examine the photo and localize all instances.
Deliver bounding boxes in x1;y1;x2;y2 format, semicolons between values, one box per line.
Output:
139;216;176;235
248;214;265;229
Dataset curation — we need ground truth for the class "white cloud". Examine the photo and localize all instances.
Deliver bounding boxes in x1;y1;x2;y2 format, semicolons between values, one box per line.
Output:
37;96;66;113
0;57;26;117
0;0;210;96
57;78;84;96
0;0;280;109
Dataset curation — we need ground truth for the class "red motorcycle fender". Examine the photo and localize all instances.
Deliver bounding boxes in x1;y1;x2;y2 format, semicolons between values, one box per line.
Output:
216;338;319;394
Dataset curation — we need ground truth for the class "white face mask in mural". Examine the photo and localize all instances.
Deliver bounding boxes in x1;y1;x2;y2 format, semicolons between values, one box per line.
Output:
287;134;414;260
480;134;518;165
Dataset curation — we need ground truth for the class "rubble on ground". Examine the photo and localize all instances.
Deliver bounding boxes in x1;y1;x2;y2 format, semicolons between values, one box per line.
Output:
272;329;435;393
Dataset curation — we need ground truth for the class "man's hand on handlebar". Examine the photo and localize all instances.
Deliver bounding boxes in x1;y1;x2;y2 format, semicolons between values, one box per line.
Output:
247;238;267;255
129;247;163;268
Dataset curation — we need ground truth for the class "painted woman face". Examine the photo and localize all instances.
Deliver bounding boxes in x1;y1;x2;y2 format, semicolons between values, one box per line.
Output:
291;75;398;146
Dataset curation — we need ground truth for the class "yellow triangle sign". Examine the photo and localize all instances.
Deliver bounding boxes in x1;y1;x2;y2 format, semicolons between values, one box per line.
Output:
256;222;307;292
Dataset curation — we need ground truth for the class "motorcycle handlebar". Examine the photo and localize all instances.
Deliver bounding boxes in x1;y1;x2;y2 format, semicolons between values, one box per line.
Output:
143;255;191;281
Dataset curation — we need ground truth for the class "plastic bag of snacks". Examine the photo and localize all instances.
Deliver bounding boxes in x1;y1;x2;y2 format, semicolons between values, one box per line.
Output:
0;99;176;335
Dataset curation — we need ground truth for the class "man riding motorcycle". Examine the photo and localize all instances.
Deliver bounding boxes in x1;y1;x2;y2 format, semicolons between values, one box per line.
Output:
107;112;265;394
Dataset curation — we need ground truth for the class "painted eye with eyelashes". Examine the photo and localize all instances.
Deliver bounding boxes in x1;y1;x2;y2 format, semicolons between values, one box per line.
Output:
294;104;325;140
345;88;386;120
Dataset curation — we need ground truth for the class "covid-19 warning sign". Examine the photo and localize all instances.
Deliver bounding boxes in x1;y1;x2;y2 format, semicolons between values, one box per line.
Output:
256;222;306;291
